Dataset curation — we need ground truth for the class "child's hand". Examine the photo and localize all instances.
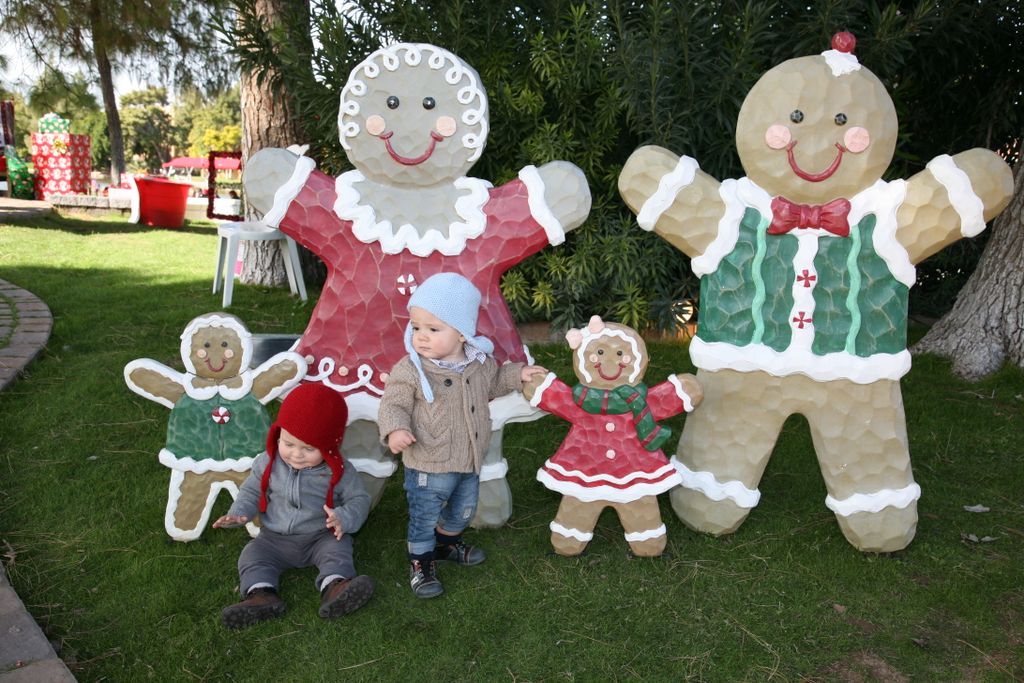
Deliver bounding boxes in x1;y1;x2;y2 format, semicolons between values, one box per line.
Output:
387;429;416;454
213;514;249;529
521;364;548;382
324;505;344;540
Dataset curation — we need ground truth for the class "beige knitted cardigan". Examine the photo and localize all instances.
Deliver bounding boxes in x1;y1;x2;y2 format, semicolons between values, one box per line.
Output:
377;355;524;474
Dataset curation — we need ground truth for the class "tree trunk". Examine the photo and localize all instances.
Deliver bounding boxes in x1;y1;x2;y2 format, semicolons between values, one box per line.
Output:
239;0;324;287
911;161;1024;380
90;2;125;186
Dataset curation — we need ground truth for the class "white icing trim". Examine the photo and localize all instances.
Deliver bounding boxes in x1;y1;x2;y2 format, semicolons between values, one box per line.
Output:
821;49;861;77
689;338;913;383
550;521;593;542
672;457;761;509
636;155;699;231
529;372;558;408
493;390;544;426
536;469;681;503
851;179;915;287
736;176;774;219
926;154;986;238
159;449;255;474
523;344;535;366
264;155;315;228
788;232;820;351
624;524;666;542
541;460;680;488
345;456;398;478
518;165;566;245
164;469;244;542
334;171;493;256
182;375;253;402
667;374;694;412
479;458;509;482
575;328;643;385
825;482;921;516
692;179;744;276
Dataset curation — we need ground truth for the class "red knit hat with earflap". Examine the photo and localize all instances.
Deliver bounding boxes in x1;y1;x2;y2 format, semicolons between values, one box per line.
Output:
260;383;348;513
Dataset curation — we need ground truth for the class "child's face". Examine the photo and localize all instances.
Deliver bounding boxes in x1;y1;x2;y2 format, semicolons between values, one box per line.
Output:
409;306;466;362
277;428;325;470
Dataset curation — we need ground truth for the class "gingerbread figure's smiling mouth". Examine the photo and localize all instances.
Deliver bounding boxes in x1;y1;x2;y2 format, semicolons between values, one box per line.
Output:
595;363;626;381
787;140;846;182
381;130;443;166
204;358;227;373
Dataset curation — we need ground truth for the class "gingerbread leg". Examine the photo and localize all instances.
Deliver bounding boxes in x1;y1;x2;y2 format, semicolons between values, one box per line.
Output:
612;496;667;557
166;469;249;542
342;419;397;509
671;369;788;535
806;379;918;552
471;427;512;529
550;497;605;556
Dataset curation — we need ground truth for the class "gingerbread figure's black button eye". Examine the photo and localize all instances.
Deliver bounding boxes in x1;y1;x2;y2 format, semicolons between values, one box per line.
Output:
834;113;848;125
790;110;804;123
221;341;228;348
597;349;604;355
616;350;623;356
422;97;436;110
386;96;400;109
203;342;211;348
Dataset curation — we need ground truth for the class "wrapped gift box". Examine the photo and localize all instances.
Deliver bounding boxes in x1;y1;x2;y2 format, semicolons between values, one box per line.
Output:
38;112;71;133
30;132;91;199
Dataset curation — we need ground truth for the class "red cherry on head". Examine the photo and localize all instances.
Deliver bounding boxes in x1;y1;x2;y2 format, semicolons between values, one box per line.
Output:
832;31;856;53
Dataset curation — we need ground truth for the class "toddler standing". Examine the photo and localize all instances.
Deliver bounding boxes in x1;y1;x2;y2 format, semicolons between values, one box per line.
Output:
214;382;374;627
378;273;545;598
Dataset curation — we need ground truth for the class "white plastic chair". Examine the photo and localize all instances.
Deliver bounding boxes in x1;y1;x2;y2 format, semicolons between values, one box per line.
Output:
213;221;307;307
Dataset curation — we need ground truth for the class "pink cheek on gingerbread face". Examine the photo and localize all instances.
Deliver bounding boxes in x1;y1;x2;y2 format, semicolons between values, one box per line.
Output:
365;115;386;137
224;349;235;360
765;124;792;150
196;349;208;360
589;353;599;364
435;115;457;138
844;126;870;153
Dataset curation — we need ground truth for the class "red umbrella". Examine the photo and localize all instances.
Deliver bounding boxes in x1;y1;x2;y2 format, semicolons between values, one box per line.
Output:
161;156;241;170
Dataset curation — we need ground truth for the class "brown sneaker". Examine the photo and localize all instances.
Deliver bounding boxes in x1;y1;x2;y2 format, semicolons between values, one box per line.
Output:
318;575;374;619
221;587;286;629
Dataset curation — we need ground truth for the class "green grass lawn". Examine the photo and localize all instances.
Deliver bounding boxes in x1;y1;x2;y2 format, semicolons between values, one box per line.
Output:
0;212;1022;681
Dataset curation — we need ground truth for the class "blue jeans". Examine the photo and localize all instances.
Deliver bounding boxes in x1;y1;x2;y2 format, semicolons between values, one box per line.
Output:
404;468;480;555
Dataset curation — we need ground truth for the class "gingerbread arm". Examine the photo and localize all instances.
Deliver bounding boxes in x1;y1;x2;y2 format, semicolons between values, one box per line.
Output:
249;351;307;404
123;359;186;409
530;161;592;234
647;373;704;420
243;147;301;217
618;145;725;259
896;149;1014;264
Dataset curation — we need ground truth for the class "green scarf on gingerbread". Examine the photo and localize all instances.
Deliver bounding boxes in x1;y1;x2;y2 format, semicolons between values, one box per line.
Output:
571;382;671;452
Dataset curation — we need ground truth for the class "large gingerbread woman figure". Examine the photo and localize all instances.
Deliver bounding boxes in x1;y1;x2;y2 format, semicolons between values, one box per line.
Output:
524;316;702;557
618;33;1013;552
242;43;591;525
124;313;306;541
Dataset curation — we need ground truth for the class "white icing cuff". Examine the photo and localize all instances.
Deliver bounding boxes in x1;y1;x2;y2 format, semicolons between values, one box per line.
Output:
825;482;921;517
624;525;666;542
672;457;760;509
667;374;695;412
689;338;912;384
346;456;398;478
519;165;567;246
263;155;316;227
159;450;255;474
637;155;699;231
491;391;544;427
529;372;558;408
536;466;681;504
821;49;861;77
926;155;986;237
479;458;509;482
550;521;593;542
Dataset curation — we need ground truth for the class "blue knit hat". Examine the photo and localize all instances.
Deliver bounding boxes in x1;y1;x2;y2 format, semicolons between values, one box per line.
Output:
404;272;494;403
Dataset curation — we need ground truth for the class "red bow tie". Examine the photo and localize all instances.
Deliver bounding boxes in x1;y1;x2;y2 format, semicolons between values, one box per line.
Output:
768;197;852;237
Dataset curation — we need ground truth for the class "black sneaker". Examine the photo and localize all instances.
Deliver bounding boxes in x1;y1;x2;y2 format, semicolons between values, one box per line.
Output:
221;587;286;629
436;539;486;566
409;559;444;599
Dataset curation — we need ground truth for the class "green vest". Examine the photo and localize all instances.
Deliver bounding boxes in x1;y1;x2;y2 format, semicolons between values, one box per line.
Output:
697;207;909;357
165;393;270;462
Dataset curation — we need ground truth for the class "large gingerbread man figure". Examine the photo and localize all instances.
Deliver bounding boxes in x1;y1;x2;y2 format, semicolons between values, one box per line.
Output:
243;43;591;525
524;316;702;557
618;33;1013;552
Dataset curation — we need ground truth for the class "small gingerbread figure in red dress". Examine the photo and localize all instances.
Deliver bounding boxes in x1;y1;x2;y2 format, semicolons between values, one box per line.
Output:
524;316;703;557
242;43;592;525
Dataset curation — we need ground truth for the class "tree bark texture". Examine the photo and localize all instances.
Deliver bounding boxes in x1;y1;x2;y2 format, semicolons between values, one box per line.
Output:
90;1;125;186
912;161;1024;380
239;0;324;287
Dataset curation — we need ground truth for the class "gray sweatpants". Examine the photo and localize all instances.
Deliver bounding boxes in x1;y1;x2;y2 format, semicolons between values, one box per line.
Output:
238;528;356;595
